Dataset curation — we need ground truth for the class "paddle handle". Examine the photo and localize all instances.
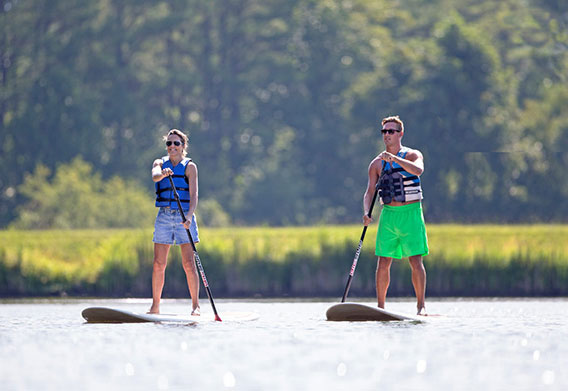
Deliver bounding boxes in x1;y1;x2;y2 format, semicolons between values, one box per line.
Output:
168;175;222;321
341;184;379;302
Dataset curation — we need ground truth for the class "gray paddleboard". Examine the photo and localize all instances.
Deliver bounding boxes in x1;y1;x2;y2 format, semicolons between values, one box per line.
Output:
326;303;421;322
82;307;259;324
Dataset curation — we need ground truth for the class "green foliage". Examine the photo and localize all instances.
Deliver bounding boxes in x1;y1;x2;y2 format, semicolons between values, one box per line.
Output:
0;225;567;297
1;0;567;227
197;199;232;227
10;157;156;229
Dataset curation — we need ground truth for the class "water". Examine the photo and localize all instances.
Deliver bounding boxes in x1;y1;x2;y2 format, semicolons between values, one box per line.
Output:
0;298;566;390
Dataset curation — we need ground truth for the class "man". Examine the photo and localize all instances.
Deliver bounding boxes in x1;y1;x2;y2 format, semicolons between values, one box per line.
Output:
362;115;429;315
149;129;200;315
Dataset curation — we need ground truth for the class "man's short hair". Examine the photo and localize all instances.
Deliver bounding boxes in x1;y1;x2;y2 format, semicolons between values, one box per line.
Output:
381;115;404;132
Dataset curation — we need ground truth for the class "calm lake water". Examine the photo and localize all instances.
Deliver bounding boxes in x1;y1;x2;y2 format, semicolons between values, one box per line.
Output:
0;298;566;390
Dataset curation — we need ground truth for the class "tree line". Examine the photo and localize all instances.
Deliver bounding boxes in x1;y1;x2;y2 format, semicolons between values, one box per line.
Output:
1;0;567;228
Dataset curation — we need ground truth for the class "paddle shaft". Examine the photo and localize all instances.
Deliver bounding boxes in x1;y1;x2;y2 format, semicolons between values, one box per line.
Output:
167;175;221;321
341;182;380;303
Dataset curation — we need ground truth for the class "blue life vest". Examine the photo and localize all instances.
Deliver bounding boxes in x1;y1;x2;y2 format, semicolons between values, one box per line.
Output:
378;147;423;204
155;157;192;210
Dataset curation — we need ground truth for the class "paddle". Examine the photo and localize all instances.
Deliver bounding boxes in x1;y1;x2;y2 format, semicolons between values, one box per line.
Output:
341;181;380;302
167;175;222;321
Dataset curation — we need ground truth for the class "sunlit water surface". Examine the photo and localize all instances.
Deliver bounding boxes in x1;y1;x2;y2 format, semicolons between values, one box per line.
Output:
0;298;566;390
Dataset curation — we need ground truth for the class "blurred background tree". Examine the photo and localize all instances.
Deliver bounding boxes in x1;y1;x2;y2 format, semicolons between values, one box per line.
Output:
11;157;155;229
1;0;566;228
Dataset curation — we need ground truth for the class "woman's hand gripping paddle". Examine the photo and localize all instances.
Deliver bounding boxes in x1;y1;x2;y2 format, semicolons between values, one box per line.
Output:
341;182;380;302
167;175;222;321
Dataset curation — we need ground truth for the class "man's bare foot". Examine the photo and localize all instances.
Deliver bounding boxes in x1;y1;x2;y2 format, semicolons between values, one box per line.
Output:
417;307;427;316
147;304;160;314
191;306;201;316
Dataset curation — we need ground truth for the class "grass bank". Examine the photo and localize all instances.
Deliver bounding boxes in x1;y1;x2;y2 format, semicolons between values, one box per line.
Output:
0;225;566;297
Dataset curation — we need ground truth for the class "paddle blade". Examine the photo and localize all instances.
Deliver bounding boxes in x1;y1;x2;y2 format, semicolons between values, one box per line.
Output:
215;314;222;322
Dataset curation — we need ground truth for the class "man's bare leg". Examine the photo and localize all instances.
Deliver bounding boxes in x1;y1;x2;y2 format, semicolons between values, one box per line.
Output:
376;257;393;309
149;243;170;314
408;255;427;315
180;243;200;315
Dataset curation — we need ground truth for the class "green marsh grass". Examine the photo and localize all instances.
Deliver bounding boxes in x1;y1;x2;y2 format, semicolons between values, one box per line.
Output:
0;225;566;297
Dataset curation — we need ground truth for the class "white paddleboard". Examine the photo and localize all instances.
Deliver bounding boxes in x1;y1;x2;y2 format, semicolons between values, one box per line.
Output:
82;307;259;324
326;302;421;322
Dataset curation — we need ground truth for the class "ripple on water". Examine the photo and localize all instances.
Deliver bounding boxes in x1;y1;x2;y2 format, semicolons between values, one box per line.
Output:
0;298;566;390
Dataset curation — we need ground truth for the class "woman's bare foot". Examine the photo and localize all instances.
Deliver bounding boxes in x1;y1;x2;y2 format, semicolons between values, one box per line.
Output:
417;306;427;316
147;304;160;314
191;306;201;316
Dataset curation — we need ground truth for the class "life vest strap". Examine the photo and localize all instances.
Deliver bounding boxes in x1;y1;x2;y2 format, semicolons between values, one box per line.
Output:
156;186;190;195
156;197;190;203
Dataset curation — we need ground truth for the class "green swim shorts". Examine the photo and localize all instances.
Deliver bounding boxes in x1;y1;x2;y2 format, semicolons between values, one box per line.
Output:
376;202;429;259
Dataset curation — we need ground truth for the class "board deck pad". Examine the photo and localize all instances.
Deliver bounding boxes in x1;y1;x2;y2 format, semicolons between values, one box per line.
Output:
82;307;259;324
326;303;421;322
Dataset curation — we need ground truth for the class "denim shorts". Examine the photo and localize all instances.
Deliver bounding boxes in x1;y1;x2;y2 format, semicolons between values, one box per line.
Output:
153;207;199;245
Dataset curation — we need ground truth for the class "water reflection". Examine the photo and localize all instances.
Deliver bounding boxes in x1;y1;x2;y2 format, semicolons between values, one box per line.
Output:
0;298;566;390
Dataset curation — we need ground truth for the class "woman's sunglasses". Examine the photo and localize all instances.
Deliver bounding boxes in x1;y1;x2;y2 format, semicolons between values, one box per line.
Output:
166;140;183;147
381;128;401;135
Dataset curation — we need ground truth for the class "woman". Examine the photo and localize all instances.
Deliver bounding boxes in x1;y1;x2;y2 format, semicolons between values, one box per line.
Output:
148;129;200;315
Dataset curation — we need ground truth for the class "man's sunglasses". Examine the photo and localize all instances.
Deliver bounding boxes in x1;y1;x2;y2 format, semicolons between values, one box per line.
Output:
166;140;183;147
381;128;401;135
